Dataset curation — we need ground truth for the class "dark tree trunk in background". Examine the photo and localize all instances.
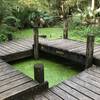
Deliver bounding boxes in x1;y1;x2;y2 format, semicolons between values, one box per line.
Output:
63;17;68;39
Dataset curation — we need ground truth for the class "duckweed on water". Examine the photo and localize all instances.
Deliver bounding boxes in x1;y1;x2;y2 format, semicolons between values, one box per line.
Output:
12;58;79;87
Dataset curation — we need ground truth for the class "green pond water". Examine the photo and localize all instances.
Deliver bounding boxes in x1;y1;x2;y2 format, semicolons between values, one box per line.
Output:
11;58;79;87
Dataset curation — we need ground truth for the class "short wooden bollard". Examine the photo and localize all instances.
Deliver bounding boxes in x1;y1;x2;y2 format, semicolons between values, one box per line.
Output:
33;27;39;60
34;64;49;93
34;64;44;83
85;34;95;68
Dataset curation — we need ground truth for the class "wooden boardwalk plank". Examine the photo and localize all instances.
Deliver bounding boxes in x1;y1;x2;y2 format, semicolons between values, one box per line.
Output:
86;69;100;78
80;70;100;83
1;38;100;100
70;77;100;95
0;73;27;87
0;38;100;66
53;40;85;49
0;44;18;53
0;77;32;93
7;39;32;48
34;65;100;100
42;90;63;100
5;40;31;49
63;80;100;100
0;67;14;73
1;42;27;52
1;38;100;66
0;71;21;81
0;45;10;55
50;86;77;100
40;39;64;46
0;59;40;100
77;71;100;88
40;39;100;66
34;95;48;100
0;63;12;69
89;66;100;74
0;69;16;77
0;81;38;100
58;83;92;100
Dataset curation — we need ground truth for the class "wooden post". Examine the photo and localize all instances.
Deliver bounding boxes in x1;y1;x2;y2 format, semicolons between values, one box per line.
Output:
33;27;39;60
34;64;44;83
34;64;49;93
7;33;13;41
63;16;68;39
85;34;95;68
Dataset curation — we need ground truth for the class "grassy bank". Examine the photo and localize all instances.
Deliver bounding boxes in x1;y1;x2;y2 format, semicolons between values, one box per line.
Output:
13;28;63;40
14;26;100;43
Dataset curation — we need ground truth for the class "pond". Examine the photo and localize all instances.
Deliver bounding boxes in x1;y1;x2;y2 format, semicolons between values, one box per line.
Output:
11;56;80;87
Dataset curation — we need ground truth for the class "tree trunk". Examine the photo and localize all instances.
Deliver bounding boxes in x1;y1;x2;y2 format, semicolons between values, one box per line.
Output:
98;17;100;25
63;17;68;39
91;0;95;11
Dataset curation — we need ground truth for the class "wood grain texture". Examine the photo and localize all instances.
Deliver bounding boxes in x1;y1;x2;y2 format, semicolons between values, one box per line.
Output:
1;38;100;99
35;65;100;100
0;60;40;100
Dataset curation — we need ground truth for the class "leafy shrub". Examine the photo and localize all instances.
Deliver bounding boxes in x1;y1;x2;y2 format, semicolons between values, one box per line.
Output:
0;33;7;42
68;15;100;39
12;4;36;29
4;16;20;29
29;11;59;27
69;15;81;30
42;13;57;27
0;0;15;42
0;23;16;42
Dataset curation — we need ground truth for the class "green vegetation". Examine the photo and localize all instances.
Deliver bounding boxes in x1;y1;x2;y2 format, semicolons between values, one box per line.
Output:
0;0;100;88
0;0;55;42
13;28;63;39
0;0;100;42
14;24;100;43
11;57;78;87
0;0;99;42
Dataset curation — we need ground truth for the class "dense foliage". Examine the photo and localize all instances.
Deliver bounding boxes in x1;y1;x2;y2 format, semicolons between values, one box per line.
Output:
0;0;100;42
0;0;55;42
0;0;14;41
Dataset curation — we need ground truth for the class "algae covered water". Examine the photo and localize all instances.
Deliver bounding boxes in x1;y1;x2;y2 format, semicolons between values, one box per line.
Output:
12;57;79;87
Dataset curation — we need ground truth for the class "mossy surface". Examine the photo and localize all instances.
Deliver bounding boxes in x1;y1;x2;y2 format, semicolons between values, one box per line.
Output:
12;57;79;87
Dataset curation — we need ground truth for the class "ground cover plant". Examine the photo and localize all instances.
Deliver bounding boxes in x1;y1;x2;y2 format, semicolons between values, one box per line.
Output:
14;24;100;43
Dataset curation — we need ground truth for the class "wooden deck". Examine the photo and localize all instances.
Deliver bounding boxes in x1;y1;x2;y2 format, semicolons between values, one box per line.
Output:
0;38;100;99
1;38;100;65
0;59;40;100
40;39;100;66
34;65;100;100
0;39;33;62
